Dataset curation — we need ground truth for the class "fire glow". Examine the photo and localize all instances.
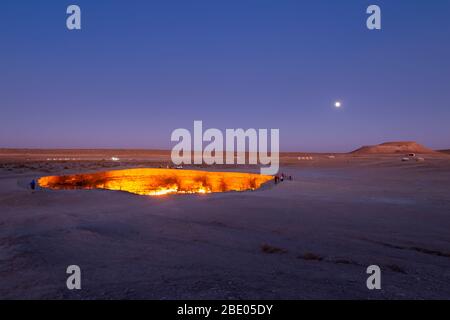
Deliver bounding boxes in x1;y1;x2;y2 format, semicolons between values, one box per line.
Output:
38;168;273;196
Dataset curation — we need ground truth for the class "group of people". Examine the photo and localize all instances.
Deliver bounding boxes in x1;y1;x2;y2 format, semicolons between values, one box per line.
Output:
274;173;293;184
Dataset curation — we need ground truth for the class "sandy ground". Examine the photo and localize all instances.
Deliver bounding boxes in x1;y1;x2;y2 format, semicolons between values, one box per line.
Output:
1;150;450;299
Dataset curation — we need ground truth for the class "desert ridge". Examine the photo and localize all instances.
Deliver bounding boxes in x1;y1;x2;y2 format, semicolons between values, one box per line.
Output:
351;142;438;155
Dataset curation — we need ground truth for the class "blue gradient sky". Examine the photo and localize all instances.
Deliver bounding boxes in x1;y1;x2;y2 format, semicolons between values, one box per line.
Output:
1;0;449;152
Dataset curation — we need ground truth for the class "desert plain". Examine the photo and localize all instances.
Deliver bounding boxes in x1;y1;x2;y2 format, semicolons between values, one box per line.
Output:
1;143;450;299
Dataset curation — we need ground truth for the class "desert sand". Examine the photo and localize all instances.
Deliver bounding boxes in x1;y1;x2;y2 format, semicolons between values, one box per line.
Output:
1;146;450;299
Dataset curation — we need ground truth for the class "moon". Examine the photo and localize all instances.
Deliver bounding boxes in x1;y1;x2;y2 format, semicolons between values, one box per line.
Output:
334;101;342;108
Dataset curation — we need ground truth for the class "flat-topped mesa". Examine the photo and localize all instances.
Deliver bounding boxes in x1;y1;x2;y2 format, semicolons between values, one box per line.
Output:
351;141;437;155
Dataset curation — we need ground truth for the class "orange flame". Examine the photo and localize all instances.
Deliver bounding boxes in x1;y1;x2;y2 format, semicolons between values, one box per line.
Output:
38;168;273;196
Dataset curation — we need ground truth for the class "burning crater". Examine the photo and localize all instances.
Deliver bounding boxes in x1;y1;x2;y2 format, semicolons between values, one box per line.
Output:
38;168;273;196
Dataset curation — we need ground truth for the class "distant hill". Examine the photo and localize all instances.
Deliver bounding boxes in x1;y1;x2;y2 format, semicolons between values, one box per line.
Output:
351;142;437;154
438;149;450;154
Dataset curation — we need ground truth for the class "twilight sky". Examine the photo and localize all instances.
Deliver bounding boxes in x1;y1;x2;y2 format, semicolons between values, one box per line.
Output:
1;0;449;152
